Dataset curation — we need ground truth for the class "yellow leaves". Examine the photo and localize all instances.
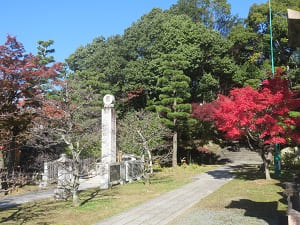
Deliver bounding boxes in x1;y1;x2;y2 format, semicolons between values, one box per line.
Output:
249;52;262;64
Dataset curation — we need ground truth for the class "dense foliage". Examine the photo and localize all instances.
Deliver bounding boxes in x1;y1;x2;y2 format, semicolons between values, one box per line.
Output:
64;0;300;166
1;0;300;172
192;68;300;178
0;35;62;170
229;0;300;89
118;110;170;173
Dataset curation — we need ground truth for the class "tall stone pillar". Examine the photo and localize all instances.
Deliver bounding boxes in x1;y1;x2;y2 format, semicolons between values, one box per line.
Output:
100;94;116;189
101;94;116;163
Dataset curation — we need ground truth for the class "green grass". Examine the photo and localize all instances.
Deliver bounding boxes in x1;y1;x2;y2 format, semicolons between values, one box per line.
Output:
0;164;217;225
170;165;290;224
199;166;287;212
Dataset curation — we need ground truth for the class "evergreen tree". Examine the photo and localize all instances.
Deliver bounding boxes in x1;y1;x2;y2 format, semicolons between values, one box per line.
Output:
154;53;192;167
37;40;55;66
170;0;241;36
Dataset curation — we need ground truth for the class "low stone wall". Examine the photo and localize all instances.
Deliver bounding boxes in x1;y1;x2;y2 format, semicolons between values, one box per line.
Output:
42;156;96;186
122;160;144;183
96;160;144;189
46;155;144;198
285;182;300;225
110;163;121;185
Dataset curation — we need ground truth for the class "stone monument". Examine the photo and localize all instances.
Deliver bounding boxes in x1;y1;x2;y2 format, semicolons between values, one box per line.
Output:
99;94;117;189
101;94;116;163
97;94;144;188
288;9;300;48
54;154;72;200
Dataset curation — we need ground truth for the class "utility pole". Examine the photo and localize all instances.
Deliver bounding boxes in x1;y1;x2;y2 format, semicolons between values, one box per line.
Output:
269;0;281;177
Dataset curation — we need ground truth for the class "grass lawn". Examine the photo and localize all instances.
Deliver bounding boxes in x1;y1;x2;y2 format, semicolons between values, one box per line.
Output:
0;164;217;225
169;165;290;225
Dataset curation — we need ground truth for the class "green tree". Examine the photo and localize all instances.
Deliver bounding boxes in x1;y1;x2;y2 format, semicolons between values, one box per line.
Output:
32;73;101;206
246;1;295;66
154;53;191;167
66;7;240;164
67;8;237;106
228;1;300;88
37;40;55;65
170;0;241;36
67;35;130;95
118;110;170;174
123;10;237;102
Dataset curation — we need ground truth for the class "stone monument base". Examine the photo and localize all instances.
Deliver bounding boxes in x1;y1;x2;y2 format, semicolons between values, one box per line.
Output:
97;163;110;189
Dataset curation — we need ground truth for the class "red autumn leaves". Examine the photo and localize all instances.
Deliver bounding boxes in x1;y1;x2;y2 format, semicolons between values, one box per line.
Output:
192;68;300;145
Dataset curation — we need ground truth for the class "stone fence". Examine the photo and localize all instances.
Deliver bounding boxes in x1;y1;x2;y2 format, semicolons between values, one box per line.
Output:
122;160;144;183
111;160;144;184
97;160;144;188
41;155;97;186
285;182;300;225
42;154;144;186
41;153;144;200
42;161;58;184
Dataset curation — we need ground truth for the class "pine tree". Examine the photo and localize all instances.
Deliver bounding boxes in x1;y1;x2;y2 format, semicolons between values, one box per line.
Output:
155;53;192;167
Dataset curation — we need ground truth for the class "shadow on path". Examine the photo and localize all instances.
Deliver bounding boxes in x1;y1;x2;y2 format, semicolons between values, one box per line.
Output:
0;199;18;209
204;165;239;179
226;199;287;225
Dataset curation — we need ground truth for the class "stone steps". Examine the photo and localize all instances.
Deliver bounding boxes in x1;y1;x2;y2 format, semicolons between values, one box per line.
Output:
219;149;262;164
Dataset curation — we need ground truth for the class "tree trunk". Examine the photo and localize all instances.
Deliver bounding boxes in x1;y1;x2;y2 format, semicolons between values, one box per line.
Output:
172;96;178;168
146;149;153;174
246;134;271;180
6;139;16;172
261;150;271;180
138;131;152;174
72;163;80;206
172;131;178;168
0;151;5;170
71;144;81;207
264;161;271;180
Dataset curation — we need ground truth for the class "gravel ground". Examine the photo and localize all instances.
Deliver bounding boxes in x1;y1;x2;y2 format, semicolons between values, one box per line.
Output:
168;209;279;225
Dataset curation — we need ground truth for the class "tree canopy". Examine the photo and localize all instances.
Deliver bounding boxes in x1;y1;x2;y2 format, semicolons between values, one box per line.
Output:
0;35;62;170
192;68;300;178
2;0;300;171
64;0;300;166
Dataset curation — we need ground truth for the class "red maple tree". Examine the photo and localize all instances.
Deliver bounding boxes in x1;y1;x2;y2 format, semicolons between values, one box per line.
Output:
192;68;300;179
0;35;62;170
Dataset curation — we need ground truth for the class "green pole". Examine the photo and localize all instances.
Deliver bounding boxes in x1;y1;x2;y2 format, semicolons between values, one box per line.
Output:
274;144;281;177
269;0;275;75
269;0;280;177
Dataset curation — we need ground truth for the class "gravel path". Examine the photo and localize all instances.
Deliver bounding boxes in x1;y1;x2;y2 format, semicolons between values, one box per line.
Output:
168;209;279;225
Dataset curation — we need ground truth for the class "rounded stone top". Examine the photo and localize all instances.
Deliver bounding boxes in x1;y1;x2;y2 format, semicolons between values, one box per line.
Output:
103;94;115;107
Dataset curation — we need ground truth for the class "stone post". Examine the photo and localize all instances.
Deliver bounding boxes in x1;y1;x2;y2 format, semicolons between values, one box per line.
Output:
100;94;117;189
101;94;116;164
39;161;49;188
54;154;72;200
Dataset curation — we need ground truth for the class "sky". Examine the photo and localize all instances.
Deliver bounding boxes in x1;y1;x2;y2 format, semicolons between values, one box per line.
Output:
0;0;267;63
